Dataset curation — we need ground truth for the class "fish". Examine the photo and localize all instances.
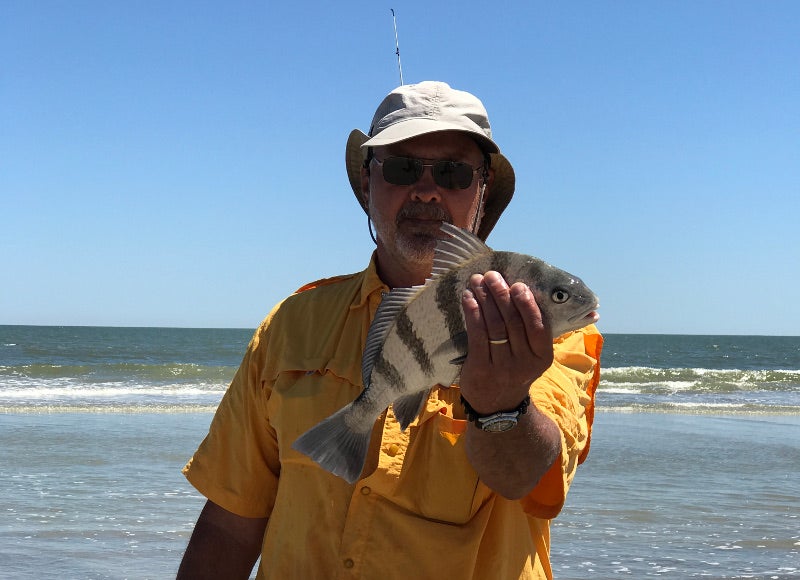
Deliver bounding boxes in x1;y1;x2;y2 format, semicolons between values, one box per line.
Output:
291;222;599;483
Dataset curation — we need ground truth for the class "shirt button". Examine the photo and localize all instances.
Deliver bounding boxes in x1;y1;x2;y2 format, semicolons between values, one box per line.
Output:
386;443;400;457
344;558;355;569
360;486;371;495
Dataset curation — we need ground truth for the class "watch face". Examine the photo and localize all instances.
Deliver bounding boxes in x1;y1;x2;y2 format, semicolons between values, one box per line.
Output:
482;418;517;432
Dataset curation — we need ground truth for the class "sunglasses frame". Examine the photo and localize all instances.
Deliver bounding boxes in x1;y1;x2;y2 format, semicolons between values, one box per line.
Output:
371;155;484;190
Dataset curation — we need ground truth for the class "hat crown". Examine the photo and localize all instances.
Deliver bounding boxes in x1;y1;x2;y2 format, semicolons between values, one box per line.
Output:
368;81;494;144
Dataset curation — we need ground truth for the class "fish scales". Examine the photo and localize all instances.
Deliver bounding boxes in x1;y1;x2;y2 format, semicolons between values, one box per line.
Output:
396;288;459;387
292;223;600;483
434;269;466;341
394;310;435;377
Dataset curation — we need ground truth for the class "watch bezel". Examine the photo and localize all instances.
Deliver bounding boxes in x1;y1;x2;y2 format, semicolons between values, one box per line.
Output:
461;394;531;432
477;412;520;432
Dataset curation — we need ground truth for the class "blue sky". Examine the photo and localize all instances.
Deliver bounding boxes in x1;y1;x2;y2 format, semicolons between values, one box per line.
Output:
2;1;798;335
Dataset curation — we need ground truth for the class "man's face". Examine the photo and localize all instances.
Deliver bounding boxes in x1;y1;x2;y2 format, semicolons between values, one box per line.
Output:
362;131;491;275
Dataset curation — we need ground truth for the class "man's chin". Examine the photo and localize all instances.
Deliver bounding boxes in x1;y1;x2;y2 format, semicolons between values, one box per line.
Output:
395;233;437;264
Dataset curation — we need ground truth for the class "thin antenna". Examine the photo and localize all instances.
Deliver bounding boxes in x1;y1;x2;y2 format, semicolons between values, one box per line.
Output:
390;9;404;85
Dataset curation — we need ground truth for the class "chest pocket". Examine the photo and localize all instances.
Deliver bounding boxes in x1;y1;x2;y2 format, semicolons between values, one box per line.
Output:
379;410;492;525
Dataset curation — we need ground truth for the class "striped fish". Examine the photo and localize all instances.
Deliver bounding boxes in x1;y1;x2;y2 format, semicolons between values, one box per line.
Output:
291;223;599;483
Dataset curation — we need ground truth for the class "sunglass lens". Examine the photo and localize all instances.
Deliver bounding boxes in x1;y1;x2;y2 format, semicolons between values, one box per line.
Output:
382;157;422;185
433;161;473;189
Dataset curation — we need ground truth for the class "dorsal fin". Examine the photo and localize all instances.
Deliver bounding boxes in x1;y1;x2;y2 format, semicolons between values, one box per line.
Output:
431;223;493;278
362;225;491;388
362;286;423;388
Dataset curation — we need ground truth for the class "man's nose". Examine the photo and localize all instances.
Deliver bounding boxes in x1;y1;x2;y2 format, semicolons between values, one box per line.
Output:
409;168;442;203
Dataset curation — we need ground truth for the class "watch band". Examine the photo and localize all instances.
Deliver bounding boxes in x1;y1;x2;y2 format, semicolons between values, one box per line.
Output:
460;394;531;432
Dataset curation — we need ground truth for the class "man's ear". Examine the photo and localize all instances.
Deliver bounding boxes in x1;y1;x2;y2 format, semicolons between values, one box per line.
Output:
484;165;495;189
473;166;493;233
360;166;371;209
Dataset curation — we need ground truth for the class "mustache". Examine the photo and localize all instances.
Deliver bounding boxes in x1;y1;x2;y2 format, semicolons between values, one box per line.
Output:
396;203;451;224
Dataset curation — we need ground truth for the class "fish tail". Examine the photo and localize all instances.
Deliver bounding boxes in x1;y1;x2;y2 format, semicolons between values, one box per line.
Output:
291;408;371;484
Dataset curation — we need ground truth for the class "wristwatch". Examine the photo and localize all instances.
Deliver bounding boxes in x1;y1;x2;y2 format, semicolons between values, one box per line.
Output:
460;394;531;433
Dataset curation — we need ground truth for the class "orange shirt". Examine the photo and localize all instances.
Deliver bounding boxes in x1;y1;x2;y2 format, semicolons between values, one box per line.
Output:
183;257;603;579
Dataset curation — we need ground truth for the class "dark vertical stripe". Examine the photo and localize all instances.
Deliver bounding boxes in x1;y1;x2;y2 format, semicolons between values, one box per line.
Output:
374;354;405;392
396;311;434;377
435;269;466;339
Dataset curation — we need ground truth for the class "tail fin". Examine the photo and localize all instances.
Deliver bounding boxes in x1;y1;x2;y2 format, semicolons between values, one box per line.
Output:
291;408;372;484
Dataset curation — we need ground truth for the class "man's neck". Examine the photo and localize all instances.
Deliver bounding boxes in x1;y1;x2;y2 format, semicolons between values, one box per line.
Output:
374;248;431;289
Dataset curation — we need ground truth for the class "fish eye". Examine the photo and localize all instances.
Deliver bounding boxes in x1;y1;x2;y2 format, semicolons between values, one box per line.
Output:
551;289;570;304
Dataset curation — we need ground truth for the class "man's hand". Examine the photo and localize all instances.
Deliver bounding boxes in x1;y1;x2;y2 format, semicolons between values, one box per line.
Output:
457;270;561;499
458;270;554;411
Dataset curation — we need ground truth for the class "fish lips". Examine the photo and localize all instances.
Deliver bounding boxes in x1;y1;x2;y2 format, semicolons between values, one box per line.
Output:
568;303;601;326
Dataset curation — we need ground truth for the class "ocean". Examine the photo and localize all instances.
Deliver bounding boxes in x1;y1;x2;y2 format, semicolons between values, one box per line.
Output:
1;326;798;578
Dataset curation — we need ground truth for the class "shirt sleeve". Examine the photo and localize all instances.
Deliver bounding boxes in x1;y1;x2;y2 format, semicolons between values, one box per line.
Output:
181;317;281;518
519;325;603;519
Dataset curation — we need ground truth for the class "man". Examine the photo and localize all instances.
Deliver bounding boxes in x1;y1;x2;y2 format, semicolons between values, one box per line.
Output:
178;81;602;579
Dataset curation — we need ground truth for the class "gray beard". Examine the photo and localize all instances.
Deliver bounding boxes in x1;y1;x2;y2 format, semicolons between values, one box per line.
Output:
370;201;481;267
393;230;438;265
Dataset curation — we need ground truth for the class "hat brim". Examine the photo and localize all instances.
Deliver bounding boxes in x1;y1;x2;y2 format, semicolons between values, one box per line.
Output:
345;129;515;242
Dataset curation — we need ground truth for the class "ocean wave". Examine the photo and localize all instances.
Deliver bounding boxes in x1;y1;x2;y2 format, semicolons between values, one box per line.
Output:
600;366;800;393
598;404;800;416
0;383;226;398
2;364;796;414
0;375;228;410
0;388;224;410
594;366;799;413
0;362;236;383
0;404;219;414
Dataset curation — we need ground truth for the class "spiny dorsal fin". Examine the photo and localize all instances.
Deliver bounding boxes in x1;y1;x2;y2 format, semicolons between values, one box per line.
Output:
362;225;490;388
362;286;423;388
431;223;493;278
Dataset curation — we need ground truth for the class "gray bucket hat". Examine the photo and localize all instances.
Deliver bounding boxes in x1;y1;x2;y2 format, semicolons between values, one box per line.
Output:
345;81;515;241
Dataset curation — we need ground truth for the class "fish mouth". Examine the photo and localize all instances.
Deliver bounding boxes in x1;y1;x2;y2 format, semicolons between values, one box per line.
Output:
568;303;600;325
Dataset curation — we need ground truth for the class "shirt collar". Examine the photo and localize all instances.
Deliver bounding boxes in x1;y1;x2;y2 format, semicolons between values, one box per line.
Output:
352;251;390;311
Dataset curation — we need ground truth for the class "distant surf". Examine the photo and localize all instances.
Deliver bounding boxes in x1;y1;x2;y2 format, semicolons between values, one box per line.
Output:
1;326;798;414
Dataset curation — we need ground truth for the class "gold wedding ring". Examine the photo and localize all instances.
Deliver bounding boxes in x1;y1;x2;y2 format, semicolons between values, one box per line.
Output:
489;338;509;345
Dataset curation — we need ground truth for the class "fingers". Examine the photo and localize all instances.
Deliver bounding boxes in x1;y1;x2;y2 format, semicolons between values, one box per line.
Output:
470;273;524;353
461;286;481;330
460;271;554;408
461;285;491;360
509;280;554;363
465;271;552;359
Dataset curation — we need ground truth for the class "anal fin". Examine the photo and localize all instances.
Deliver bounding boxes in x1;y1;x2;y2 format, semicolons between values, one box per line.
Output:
392;391;429;431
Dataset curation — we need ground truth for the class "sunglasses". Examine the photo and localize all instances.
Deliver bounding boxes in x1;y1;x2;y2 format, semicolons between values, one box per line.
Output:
372;156;484;190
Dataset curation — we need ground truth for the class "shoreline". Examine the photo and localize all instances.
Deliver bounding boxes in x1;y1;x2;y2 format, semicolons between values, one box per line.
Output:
2;405;798;416
1;411;797;578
